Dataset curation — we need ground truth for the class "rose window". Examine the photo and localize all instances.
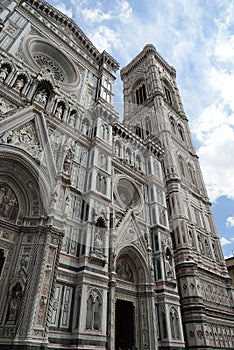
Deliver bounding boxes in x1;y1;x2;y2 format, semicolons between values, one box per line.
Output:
115;176;142;211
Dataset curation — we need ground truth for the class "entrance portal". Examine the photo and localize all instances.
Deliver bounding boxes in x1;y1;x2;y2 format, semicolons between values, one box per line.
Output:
115;299;134;350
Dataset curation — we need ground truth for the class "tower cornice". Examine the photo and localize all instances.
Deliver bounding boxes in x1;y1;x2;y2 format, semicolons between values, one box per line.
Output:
120;44;176;79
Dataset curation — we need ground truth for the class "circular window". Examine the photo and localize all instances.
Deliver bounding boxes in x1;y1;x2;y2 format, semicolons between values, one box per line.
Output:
24;37;80;88
115;176;143;212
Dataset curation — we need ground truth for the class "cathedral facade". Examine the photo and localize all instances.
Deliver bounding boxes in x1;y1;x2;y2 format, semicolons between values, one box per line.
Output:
0;1;234;350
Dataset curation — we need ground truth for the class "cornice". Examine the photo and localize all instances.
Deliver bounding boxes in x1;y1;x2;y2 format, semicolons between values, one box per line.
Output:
21;0;119;72
120;44;176;79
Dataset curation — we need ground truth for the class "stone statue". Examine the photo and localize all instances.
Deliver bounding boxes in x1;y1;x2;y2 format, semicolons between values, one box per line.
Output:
0;66;9;81
55;104;63;119
14;77;25;92
35;89;48;105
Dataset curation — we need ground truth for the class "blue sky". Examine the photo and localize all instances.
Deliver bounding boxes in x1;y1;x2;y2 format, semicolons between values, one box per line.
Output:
46;0;234;258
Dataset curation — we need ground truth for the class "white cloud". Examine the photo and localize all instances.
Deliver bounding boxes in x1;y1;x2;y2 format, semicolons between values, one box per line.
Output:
81;8;113;23
220;237;233;246
226;217;234;227
117;0;133;23
197;122;234;201
89;26;123;53
53;1;73;18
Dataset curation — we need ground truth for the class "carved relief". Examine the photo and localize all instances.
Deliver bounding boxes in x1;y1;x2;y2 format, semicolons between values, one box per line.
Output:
0;97;16;119
0;121;42;161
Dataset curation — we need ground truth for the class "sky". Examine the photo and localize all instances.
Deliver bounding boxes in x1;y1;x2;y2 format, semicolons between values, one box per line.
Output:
46;0;234;258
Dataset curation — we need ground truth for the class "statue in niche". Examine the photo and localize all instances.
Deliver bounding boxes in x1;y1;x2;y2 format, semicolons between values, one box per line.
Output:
14;77;25;92
69;111;76;127
0;66;9;81
165;249;174;279
6;282;22;323
55;104;64;119
94;229;103;250
63;148;73;174
0;183;19;223
35;89;48;105
116;259;133;281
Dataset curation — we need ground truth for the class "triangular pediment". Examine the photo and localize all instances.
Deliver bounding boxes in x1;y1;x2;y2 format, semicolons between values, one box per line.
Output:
115;210;148;257
0;106;57;183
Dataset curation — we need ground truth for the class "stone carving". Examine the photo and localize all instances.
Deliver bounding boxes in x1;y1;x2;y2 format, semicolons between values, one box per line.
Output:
48;126;63;153
63;148;74;174
6;282;23;323
33;54;65;82
0;97;15;118
55;104;64;119
0;121;42;161
0;66;9;81
34;89;48;105
14;77;25;92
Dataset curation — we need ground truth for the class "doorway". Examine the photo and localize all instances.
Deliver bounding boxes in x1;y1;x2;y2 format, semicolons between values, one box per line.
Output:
115;299;134;350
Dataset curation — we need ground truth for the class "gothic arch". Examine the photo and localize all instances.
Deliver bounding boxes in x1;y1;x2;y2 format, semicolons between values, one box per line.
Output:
0;149;51;221
131;78;147;105
116;246;149;285
162;78;175;105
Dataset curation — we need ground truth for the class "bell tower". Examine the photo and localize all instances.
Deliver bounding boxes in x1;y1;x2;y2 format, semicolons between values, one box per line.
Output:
121;44;234;349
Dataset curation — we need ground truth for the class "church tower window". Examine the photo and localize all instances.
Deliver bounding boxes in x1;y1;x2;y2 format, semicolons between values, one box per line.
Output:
0;249;5;276
165;87;172;105
135;83;147;105
178;124;185;142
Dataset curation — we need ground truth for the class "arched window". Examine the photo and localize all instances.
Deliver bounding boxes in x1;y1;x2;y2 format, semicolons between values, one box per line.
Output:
178;156;185;178
161;307;168;339
189;230;195;248
188;163;196;185
204;239;211;256
150;187;154;202
165;87;172;105
170;117;176;134
86;294;102;330
152;207;157;224
86;295;93;329
135;155;141;170
135;82;147;105
75;293;81;329
135;125;143;138
178;124;185;142
170;308;180;339
93;296;102;330
145;117;152;137
197;235;204;252
114;141;121;157
148;159;152;174
157;259;162;279
0;249;5;276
